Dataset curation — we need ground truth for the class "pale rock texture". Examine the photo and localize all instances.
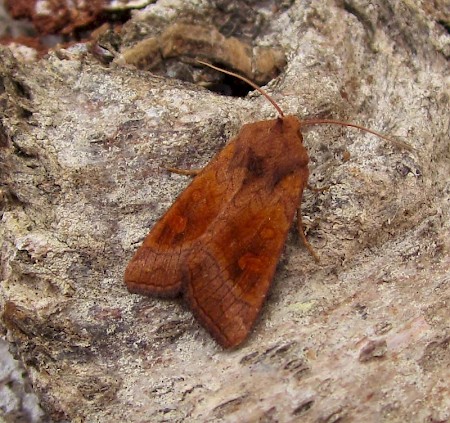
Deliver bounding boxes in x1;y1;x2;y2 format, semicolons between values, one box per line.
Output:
0;0;449;422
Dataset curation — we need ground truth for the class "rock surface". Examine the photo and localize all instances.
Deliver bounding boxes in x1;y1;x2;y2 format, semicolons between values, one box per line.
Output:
0;338;45;422
1;0;449;421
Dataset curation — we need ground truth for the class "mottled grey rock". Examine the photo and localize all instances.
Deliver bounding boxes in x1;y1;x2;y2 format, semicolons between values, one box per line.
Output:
0;338;46;422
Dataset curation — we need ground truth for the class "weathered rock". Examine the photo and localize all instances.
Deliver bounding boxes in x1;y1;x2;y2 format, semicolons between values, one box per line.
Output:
1;0;449;421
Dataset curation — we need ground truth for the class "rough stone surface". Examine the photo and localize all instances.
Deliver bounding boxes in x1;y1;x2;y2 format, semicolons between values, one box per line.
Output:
0;338;46;422
0;0;449;422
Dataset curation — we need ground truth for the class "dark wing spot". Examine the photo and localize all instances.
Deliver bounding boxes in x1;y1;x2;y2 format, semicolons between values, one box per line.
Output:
244;148;265;183
247;149;265;177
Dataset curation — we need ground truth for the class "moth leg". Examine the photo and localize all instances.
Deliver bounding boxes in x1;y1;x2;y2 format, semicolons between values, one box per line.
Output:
166;166;202;176
296;208;320;262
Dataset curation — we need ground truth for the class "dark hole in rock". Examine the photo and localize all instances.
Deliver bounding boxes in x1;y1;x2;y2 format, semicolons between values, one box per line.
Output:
203;73;253;97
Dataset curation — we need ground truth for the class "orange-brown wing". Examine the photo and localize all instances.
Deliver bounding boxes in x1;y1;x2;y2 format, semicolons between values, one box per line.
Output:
125;116;309;347
182;168;305;348
124;135;247;297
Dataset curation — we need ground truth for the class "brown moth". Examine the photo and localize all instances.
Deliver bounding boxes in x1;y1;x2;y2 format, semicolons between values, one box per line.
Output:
124;61;397;348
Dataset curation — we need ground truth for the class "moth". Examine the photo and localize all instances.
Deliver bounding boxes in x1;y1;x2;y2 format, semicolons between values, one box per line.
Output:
124;61;397;348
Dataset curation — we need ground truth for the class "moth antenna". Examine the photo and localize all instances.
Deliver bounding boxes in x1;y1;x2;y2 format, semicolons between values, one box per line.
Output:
197;61;410;150
197;60;285;118
300;118;411;151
